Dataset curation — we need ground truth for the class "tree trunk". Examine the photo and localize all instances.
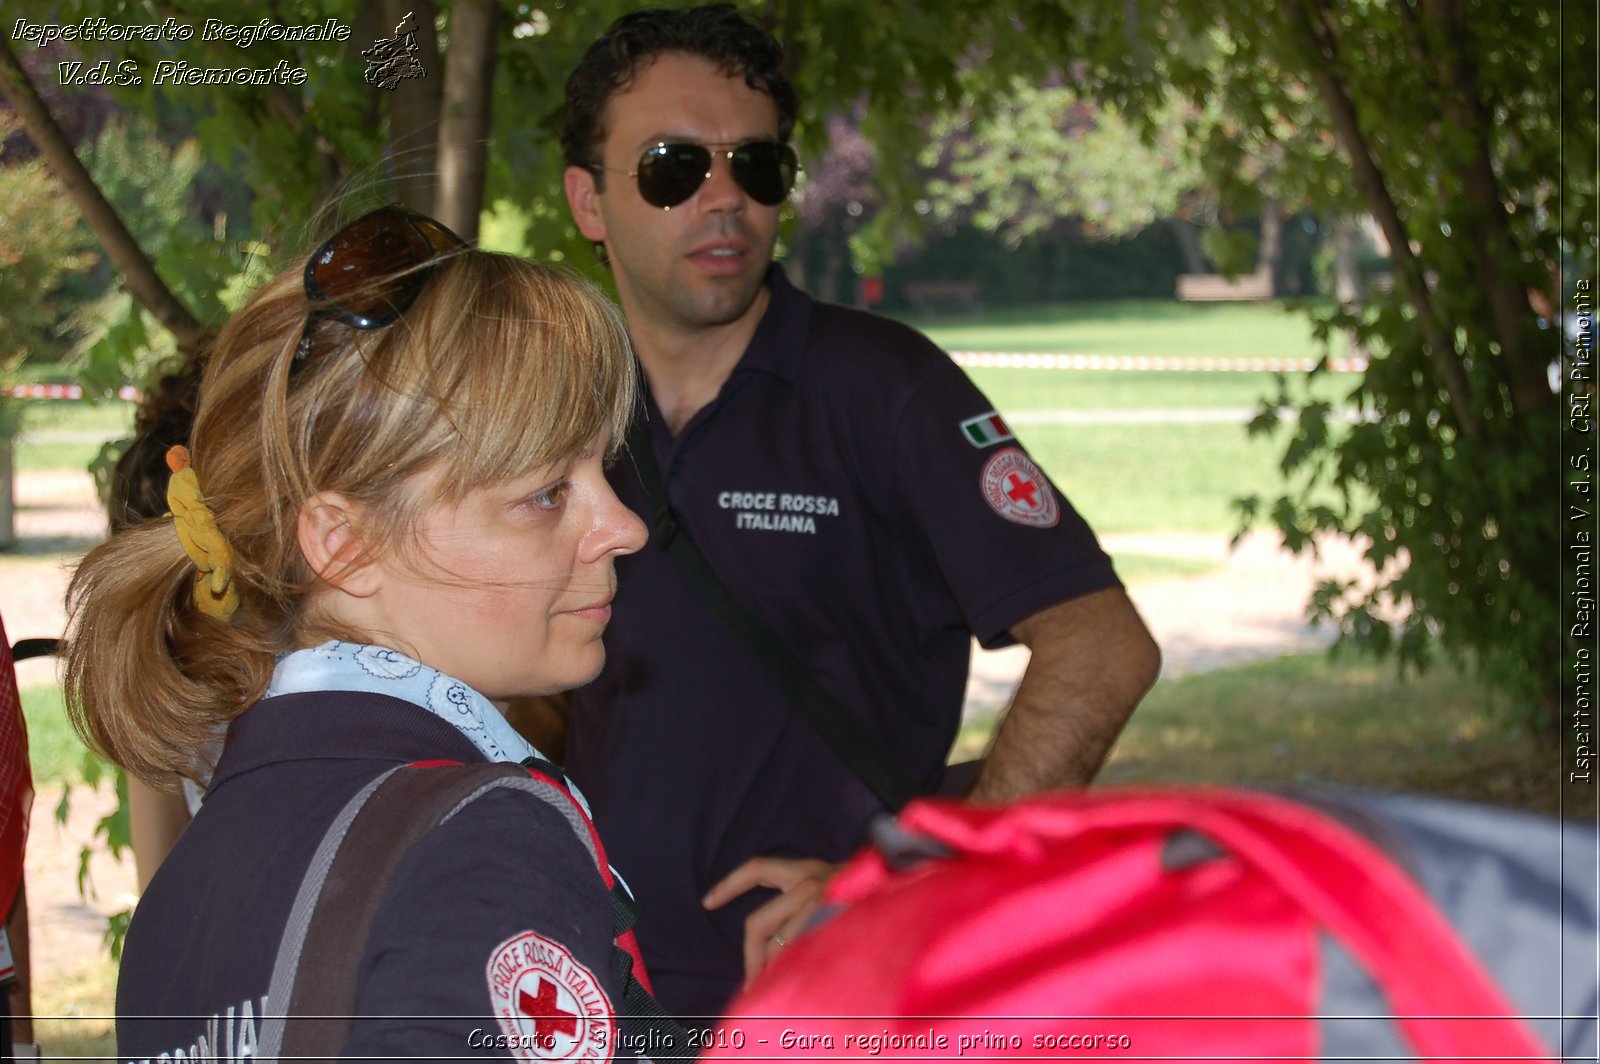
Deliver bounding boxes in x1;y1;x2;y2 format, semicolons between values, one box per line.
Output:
1255;197;1282;280
435;0;497;241
348;4;385;157
378;0;441;214
1331;217;1362;305
1165;217;1210;274
1331;217;1369;359
0;38;208;358
0;439;12;551
1038;238;1058;302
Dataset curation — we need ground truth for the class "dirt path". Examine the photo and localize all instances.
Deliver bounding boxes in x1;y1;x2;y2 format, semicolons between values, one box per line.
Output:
3;469;1373;1016
3;471;129;1028
963;530;1370;714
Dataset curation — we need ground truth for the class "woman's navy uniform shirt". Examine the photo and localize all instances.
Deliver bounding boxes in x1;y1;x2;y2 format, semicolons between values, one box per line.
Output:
567;265;1122;1018
117;692;630;1063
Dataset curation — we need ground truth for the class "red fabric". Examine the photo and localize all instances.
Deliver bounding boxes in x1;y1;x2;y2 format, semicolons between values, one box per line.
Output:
0;612;32;918
707;787;1550;1063
535;765;655;995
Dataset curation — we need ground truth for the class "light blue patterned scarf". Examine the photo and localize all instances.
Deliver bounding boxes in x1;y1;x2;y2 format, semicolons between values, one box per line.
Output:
264;639;592;815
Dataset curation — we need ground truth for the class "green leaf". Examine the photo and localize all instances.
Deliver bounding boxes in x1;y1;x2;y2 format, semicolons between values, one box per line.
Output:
105;908;134;964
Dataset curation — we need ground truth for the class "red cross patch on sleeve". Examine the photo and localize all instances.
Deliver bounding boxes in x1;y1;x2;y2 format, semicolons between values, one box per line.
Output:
487;931;615;1061
980;448;1061;528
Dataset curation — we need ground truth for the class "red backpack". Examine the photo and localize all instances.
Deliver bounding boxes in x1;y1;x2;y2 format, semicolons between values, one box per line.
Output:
706;787;1587;1061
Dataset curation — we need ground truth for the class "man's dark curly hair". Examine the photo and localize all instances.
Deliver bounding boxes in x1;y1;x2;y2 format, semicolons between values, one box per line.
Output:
560;3;798;186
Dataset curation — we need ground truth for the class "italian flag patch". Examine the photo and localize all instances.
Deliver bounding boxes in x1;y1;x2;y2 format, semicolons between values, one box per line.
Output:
960;411;1015;448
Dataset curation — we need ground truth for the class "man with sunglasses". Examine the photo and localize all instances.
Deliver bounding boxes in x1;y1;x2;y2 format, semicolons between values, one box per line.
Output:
558;3;1161;1020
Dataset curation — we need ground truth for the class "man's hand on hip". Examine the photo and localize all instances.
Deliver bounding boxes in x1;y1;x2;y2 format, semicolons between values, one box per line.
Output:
704;856;837;985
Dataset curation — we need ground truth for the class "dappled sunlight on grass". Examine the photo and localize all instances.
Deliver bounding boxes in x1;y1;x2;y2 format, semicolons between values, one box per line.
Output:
956;651;1566;815
1155;725;1215;750
35;956;117;1062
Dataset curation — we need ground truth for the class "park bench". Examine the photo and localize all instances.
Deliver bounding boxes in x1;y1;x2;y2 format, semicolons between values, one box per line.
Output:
904;279;983;317
1175;270;1275;302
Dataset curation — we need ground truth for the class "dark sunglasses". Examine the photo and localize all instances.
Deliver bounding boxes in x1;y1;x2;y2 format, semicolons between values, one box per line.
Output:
293;205;467;368
610;141;799;210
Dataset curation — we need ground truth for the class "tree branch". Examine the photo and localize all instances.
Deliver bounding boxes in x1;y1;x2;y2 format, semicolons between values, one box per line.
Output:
1283;0;1480;439
0;35;208;357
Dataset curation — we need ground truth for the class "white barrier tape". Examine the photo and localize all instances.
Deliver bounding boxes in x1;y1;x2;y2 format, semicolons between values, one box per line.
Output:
949;351;1368;373
4;353;1368;403
4;384;141;401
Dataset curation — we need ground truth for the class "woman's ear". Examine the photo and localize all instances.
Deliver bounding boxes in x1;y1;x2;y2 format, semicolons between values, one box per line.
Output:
297;493;380;597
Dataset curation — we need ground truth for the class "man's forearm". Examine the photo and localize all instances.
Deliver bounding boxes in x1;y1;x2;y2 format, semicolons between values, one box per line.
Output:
969;588;1160;803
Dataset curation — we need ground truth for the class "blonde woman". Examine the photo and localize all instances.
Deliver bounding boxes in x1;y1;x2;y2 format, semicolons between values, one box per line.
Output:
66;207;657;1060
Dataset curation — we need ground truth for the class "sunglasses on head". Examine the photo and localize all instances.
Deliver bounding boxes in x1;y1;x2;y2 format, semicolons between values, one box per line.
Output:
605;141;799;210
293;205;467;369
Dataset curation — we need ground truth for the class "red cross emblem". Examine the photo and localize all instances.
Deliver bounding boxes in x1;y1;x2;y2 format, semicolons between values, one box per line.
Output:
488;930;614;1061
1005;472;1039;507
981;448;1060;528
520;978;579;1044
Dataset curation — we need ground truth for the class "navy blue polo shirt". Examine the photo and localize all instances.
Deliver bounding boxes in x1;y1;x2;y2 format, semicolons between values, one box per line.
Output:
118;692;631;1062
567;265;1119;1019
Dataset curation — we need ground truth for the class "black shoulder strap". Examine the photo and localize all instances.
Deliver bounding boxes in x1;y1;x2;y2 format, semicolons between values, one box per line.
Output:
626;417;920;811
257;762;686;1062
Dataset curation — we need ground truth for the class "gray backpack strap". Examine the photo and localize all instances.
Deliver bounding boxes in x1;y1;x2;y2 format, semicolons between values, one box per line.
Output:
256;762;584;1062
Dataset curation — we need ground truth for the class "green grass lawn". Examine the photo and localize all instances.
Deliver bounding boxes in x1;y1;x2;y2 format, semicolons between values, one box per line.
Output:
19;402;135;435
911;300;1352;536
19;680;118;1061
15;400;136;473
966;365;1358;412
34;958;116;1063
1022;419;1298;535
901;298;1351;361
15;438;113;475
19;684;94;786
955;651;1578;818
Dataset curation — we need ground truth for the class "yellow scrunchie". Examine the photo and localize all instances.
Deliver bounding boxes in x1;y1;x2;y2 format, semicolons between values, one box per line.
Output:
165;445;239;621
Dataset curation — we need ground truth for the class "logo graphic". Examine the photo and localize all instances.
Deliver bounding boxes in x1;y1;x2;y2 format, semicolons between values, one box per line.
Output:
363;11;427;91
959;410;1015;448
980;448;1059;528
488;932;613;1062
